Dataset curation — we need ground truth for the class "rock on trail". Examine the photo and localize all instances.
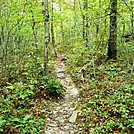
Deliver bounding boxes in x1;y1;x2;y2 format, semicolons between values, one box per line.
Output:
44;54;82;134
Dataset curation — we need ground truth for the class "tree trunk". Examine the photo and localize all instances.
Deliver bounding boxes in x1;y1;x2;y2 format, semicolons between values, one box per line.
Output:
31;10;38;50
83;0;88;43
51;1;57;57
107;0;117;60
83;0;89;46
130;1;133;34
74;0;76;41
60;1;64;45
44;0;50;75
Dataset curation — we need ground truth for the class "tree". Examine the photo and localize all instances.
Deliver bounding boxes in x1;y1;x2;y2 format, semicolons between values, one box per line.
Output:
44;0;50;75
50;1;57;57
83;0;89;46
107;0;117;60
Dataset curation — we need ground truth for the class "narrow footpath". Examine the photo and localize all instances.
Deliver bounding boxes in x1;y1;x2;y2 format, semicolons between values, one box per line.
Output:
44;53;82;134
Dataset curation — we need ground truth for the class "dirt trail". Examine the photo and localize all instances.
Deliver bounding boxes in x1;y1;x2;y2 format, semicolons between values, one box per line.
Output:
44;54;82;134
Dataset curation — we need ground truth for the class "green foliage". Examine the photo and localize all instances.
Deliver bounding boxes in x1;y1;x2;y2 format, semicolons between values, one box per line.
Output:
0;0;134;133
83;83;134;133
45;79;65;98
0;55;65;133
0;113;44;134
65;42;134;133
0;81;44;133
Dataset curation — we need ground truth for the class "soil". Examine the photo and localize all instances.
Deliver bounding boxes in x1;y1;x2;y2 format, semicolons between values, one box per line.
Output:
44;54;83;134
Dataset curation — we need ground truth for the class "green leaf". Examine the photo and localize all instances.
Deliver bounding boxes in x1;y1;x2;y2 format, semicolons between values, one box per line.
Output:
0;118;6;126
14;124;24;128
19;92;28;99
23;114;32;121
13;118;20;122
6;85;14;90
0;128;3;132
29;119;36;123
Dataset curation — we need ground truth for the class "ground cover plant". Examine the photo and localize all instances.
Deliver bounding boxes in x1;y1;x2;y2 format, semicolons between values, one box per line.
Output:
0;55;65;133
0;0;134;133
63;43;134;133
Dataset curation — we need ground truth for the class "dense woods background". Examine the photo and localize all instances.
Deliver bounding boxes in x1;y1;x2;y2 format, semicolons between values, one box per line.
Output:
0;0;134;133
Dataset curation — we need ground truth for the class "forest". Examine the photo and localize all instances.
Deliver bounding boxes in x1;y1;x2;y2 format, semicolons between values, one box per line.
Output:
0;0;134;133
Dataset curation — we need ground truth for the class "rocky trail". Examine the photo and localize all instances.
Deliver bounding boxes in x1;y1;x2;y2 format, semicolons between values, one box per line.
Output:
44;53;83;134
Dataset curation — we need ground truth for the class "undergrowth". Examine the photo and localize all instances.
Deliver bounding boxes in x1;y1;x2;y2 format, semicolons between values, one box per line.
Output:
61;42;134;134
0;53;65;134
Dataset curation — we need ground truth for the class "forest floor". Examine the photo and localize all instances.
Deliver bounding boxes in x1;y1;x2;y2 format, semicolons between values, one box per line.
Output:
0;46;133;134
44;53;83;134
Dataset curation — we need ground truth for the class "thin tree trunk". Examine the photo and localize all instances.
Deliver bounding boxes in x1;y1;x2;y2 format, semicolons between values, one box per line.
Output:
83;0;89;46
51;1;57;57
31;10;38;50
60;1;64;45
130;1;133;34
74;0;76;41
107;0;117;60
44;0;50;75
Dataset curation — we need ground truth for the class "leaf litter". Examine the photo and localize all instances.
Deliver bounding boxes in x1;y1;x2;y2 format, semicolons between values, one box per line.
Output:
44;53;83;134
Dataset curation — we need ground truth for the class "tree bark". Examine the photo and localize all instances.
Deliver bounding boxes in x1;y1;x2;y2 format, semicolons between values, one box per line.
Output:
83;0;89;46
60;1;64;45
74;0;76;41
130;1;133;34
44;0;50;75
107;0;117;60
51;1;57;57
